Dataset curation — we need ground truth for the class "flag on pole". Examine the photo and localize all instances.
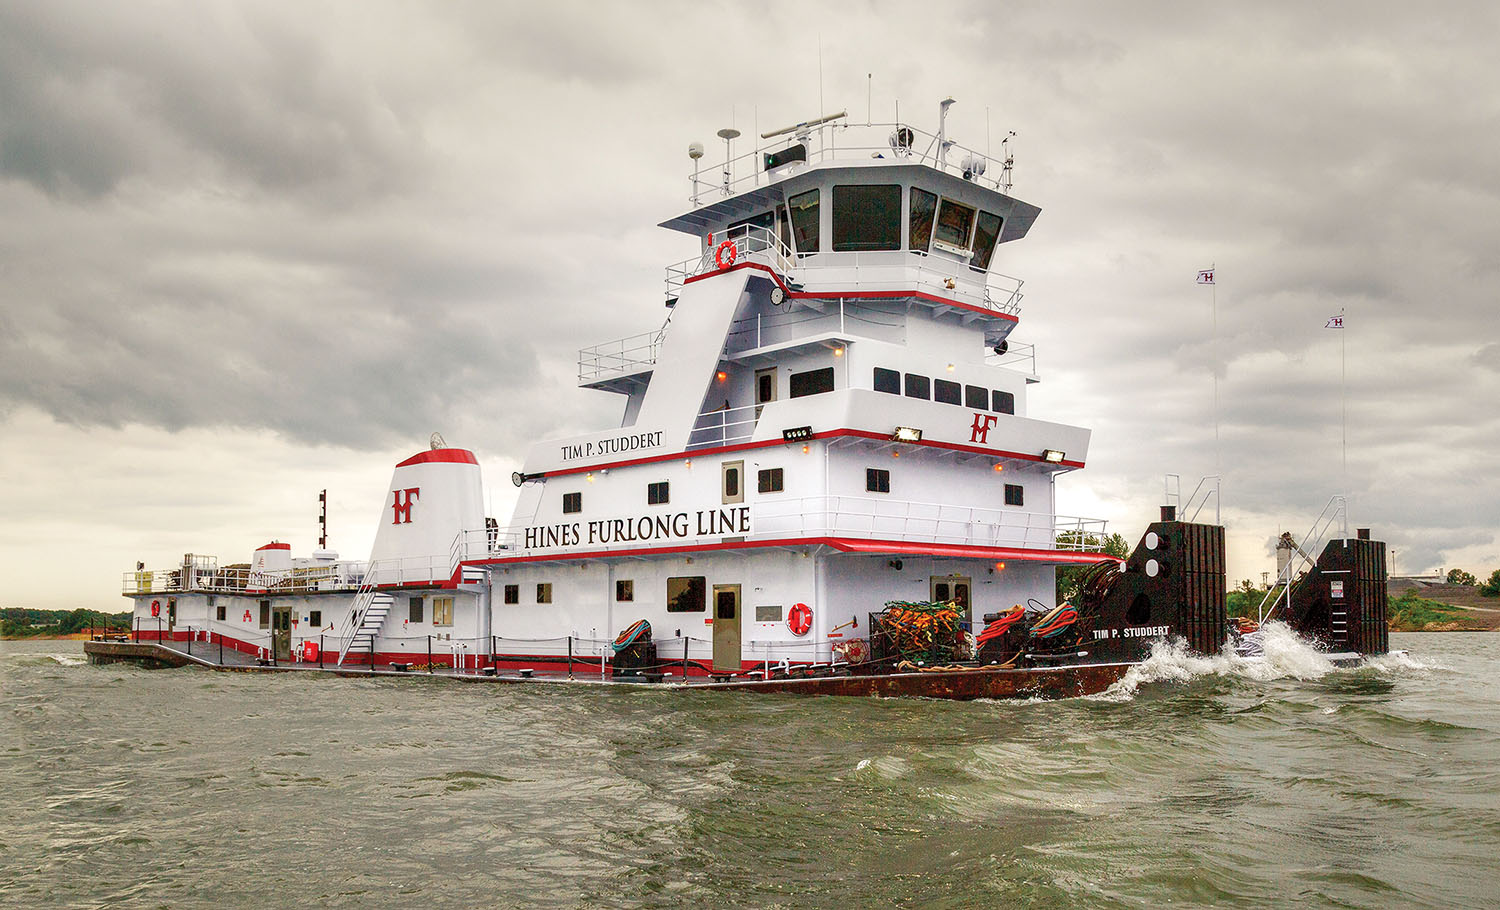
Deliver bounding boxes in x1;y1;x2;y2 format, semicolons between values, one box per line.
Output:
1196;268;1215;284
1325;315;1344;329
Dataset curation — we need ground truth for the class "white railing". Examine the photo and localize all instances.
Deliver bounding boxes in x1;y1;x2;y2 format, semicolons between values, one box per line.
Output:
688;119;1014;203
578;324;669;384
664;224;795;297
452;496;1108;563
1258;494;1349;623
687;403;760;449
1165;473;1222;525
122;562;369;596
984;341;1037;376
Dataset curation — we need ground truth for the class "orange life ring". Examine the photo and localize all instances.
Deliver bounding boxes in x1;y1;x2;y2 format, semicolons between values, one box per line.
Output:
714;240;737;269
788;602;813;636
150;600;160;618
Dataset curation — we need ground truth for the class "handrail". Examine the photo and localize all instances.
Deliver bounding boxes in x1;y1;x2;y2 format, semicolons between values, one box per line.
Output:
1258;494;1348;623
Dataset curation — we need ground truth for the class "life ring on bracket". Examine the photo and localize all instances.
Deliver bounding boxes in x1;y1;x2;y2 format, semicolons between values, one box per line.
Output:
714;239;738;270
150;599;161;618
788;602;813;637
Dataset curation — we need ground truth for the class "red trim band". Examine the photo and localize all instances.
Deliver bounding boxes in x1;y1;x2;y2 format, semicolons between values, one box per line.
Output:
683;261;1019;324
459;536;1119;569
397;448;479;468
256;542;291;551
538;429;1083;479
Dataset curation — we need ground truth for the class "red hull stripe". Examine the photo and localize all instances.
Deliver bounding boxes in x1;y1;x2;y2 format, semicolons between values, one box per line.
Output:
456;536;1119;571
682;261;1020;324
396;448;479;468
539;428;1083;479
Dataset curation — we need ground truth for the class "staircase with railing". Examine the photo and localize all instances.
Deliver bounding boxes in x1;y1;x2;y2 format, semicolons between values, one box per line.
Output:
1257;494;1350;623
336;581;394;666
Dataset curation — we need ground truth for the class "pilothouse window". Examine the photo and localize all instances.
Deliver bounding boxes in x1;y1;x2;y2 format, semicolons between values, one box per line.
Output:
832;185;901;251
934;199;976;252
910;188;937;252
970;211;1004;270
788;189;820;254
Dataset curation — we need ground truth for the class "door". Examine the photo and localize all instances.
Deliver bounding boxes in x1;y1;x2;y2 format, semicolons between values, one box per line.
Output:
271;604;292;661
712;584;742;672
754;368;777;419
167;597;177;634
931;575;973;624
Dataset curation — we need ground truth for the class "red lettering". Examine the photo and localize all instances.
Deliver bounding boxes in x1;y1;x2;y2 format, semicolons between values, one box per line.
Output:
392;487;420;524
969;413;998;444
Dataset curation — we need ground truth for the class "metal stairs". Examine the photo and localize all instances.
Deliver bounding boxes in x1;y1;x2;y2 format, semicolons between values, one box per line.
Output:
337;583;394;666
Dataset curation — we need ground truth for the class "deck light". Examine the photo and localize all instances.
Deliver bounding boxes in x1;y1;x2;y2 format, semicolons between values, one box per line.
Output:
946;363;955;372
783;426;813;442
833;347;844;357
716;371;728;382
891;426;923;442
993;463;1004;472
801;444;810;454
586;473;594;483
1043;449;1066;463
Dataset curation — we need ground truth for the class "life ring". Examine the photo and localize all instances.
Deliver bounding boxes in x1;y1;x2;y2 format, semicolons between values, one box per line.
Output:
788;602;813;636
302;640;319;662
150;599;160;618
714;240;737;270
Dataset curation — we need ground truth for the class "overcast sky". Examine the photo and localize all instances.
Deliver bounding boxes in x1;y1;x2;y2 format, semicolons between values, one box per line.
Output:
3;0;1497;610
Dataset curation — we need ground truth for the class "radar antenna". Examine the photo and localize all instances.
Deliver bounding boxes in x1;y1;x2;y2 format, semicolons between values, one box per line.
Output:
760;110;848;140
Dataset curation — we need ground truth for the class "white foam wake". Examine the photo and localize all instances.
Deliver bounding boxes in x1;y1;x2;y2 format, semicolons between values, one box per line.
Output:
1095;621;1337;701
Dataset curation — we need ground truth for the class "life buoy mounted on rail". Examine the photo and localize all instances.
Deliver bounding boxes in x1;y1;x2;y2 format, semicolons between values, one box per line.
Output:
150;599;161;618
788;602;813;637
714;240;737;270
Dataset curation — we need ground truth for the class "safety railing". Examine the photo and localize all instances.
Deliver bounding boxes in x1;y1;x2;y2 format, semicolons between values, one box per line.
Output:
453;496;1108;562
1165;473;1222;526
123;562;369;595
1258;494;1349;623
984;340;1037;376
664;224;796;297
578;323;670;384
687;403;760;449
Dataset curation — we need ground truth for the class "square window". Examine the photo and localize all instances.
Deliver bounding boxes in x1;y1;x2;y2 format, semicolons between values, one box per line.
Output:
965;385;988;409
259;601;270;629
562;492;582;514
934;378;961;405
503;584;519;604
904;374;930;400
873;367;901;395
992;390;1015;415
1005;483;1024;507
789;367;835;398
309;610;322;627
832;184;902;252
647;481;670;505
756;604;784;622
667;576;707;612
616;580;634;602
537;583;552;604
757;467;784;493
867;468;891;493
216;605;227;622
409;596;423;623
432;596;454;627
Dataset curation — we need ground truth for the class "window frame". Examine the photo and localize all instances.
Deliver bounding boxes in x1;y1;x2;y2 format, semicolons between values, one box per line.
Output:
933;198;977;253
562;491;582;514
757;467;784;494
647;481;670;506
909;187;937;252
1004;483;1025;507
431;596;454;627
934;378;962;405
536;583;553;604
788;189;820;255
616;580;634;602
831;184;902;252
873;367;901;395
970;210;1003;270
789;366;835;399
408;596;423;624
992;390;1015;415
867;468;891;494
904;373;930;400
503;584;519;605
666;576;708;613
309;610;322;627
965;385;988;410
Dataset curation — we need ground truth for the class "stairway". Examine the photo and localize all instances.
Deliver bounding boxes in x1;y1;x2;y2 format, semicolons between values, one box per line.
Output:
337;587;394;666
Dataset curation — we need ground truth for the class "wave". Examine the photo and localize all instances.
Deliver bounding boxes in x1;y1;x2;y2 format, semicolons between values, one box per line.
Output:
1095;621;1394;701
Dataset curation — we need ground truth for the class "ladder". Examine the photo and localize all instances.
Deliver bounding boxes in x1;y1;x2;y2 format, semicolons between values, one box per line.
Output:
337;581;394;666
1329;608;1348;643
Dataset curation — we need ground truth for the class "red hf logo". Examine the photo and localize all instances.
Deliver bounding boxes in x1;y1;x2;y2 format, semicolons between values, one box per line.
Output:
969;413;998;444
391;487;420;524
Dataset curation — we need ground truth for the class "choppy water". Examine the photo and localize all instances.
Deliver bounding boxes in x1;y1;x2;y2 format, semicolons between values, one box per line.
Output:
3;630;1498;909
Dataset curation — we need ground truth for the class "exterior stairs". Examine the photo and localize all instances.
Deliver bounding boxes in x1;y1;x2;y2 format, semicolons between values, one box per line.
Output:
337;586;393;665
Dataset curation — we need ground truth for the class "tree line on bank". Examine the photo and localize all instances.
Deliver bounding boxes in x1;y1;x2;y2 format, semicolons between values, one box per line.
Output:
1;608;131;638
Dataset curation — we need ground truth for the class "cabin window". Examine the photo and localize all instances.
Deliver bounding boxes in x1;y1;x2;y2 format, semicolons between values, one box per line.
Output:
832;184;901;251
667;576;707;612
788;189;820;254
216;605;227;621
259;601;270;629
309;610;322;627
409;596;423;623
616;580;634;602
965;385;988;409
722;461;744;504
648;481;670;505
992;390;1015;415
970;211;1003;270
537;583;553;604
867;468;891;493
1005;484;1024;507
757;370;775;405
758;468;784;493
934;198;976;251
873;367;901;394
934;378;962;405
904;373;930;400
503;584;519;604
562;492;582;514
756;604;783;622
910;187;937;251
789;367;835;398
432;596;454;627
